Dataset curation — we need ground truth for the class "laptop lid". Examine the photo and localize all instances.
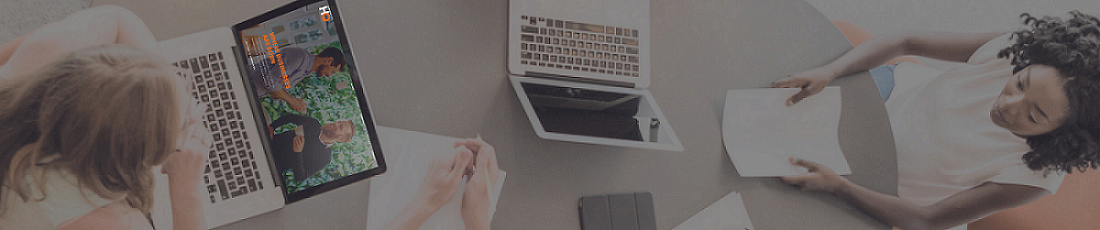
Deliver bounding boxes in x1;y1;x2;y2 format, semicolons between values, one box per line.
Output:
508;0;651;88
231;0;387;203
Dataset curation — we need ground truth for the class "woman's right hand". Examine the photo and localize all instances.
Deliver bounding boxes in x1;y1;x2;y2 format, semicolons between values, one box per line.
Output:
163;111;212;193
416;147;475;211
457;139;500;230
771;66;838;106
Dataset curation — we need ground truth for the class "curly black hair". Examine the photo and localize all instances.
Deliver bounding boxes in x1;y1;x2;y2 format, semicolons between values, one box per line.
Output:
996;11;1100;175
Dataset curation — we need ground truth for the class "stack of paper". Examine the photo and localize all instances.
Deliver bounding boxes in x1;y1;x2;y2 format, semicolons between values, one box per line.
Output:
722;87;850;177
672;191;755;230
366;127;507;230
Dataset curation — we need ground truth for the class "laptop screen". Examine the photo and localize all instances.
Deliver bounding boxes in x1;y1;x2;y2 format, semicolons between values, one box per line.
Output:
233;0;385;203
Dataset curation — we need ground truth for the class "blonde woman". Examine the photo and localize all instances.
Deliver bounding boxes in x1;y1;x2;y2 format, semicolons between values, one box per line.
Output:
0;6;211;230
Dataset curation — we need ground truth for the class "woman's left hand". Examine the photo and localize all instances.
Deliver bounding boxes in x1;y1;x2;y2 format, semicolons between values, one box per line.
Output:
779;157;850;194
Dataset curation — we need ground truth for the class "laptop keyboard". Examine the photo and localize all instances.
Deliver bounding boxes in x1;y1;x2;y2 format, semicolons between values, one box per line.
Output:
518;15;641;78
172;52;266;204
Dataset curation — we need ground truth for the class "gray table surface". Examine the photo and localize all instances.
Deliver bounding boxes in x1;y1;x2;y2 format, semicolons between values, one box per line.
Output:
94;0;898;229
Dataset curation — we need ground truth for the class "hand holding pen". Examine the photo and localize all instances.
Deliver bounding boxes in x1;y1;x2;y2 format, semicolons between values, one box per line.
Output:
455;136;499;230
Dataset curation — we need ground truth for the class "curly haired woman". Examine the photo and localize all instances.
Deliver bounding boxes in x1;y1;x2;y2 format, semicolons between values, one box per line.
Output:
772;11;1100;230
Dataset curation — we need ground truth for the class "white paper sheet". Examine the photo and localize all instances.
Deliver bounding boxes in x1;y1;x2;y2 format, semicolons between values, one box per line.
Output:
722;87;850;177
366;127;507;230
672;191;755;230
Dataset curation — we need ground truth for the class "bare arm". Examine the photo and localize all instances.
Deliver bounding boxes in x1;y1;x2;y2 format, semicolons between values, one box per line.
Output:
0;5;157;77
821;30;1006;79
781;158;1049;230
773;31;1006;105
0;33;30;67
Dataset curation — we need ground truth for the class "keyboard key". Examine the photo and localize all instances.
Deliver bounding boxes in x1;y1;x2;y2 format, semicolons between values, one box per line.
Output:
217;180;229;199
565;21;604;33
623;38;638;46
199;56;209;69
521;25;539;34
189;59;200;73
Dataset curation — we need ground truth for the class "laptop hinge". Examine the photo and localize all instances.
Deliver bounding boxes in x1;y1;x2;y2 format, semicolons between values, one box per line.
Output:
523;72;635;88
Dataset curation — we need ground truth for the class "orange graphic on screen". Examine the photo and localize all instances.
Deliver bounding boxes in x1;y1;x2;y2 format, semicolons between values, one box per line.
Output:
263;32;291;89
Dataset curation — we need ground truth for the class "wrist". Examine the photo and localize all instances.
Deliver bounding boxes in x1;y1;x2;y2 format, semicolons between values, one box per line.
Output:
463;215;490;230
820;65;842;81
830;176;855;195
168;179;201;196
412;194;442;215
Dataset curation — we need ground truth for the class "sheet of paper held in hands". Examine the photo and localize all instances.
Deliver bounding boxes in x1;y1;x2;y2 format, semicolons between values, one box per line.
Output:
722;87;851;177
673;191;755;230
366;127;507;230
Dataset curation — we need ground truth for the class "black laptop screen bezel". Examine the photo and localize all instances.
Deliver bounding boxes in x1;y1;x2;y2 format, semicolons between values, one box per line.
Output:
230;0;387;204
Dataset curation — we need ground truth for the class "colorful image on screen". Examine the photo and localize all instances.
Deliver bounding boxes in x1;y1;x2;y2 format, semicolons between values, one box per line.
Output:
238;2;377;194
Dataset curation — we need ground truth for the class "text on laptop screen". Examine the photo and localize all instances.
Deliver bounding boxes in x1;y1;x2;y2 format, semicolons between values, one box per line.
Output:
237;2;379;195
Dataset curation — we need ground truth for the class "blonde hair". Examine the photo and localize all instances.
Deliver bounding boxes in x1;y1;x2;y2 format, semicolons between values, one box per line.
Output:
0;44;185;215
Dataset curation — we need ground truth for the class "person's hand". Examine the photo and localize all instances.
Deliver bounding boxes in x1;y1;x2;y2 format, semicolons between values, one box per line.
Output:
779;157;850;194
292;134;305;152
162;118;212;194
416;147;475;211
456;139;499;230
287;97;307;113
771;66;838;106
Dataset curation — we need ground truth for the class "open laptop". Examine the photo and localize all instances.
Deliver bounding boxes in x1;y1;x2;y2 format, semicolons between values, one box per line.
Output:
507;0;682;151
151;0;387;228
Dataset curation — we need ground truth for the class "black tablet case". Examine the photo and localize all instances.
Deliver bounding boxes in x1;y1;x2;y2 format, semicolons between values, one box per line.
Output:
579;192;656;230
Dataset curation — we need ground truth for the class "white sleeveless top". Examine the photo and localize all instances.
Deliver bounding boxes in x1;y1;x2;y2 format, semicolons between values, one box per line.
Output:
0;166;119;230
885;34;1066;230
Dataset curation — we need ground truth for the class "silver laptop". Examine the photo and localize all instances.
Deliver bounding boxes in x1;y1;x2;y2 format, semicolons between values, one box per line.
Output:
151;0;387;228
507;0;682;151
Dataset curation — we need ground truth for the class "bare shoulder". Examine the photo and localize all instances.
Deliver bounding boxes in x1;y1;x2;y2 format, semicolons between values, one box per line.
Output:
56;201;152;230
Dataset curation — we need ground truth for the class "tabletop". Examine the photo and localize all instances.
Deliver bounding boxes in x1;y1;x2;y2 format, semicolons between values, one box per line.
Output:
94;0;898;229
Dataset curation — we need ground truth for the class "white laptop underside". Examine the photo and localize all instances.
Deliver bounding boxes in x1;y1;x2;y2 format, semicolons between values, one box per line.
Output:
508;0;651;88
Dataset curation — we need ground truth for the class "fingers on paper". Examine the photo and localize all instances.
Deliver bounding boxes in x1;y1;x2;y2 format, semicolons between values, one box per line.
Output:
788;157;824;170
449;146;474;180
787;88;817;106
